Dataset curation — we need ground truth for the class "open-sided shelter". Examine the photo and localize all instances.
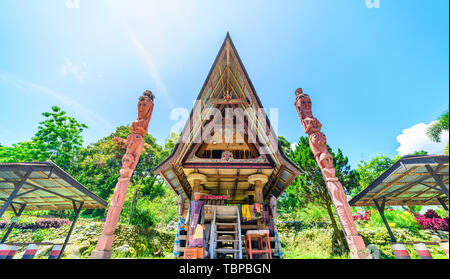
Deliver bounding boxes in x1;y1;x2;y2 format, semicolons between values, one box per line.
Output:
349;155;449;243
0;161;107;258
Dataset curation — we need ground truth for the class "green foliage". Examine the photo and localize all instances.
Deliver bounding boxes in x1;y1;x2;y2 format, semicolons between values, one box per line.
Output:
411;150;428;155
278;136;292;158
0;106;87;167
278;203;331;228
35;106;88;168
356;155;397;192
426;110;449;143
427;109;449;154
31;229;53;242
280;136;359;211
0;140;50;163
365;209;420;232
435;207;449;219
278;136;359;254
69;125;167;201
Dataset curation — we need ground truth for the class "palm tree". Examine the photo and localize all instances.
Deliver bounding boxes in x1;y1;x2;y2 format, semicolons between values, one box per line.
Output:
426;110;449;154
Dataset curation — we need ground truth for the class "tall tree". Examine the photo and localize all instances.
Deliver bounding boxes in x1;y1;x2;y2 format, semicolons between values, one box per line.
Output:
34;106;88;168
0;106;87;166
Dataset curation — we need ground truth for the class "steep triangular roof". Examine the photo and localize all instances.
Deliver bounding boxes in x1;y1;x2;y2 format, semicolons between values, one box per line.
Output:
153;34;301;200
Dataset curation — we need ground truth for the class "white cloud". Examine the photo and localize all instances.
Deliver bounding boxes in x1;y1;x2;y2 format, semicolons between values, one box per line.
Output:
60;58;87;81
396;121;449;155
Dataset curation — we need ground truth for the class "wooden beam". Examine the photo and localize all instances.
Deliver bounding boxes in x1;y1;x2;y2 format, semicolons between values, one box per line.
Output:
232;169;240;201
426;164;449;198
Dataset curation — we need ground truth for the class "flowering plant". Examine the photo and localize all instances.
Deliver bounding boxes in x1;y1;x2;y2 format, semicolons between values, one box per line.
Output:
415;209;449;231
353;210;372;222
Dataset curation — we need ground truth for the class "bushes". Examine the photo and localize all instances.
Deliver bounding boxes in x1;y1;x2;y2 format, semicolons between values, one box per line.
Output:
353;209;420;232
415;209;449;231
279;203;331;227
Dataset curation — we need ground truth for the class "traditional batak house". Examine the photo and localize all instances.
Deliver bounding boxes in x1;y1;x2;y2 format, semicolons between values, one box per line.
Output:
153;34;302;259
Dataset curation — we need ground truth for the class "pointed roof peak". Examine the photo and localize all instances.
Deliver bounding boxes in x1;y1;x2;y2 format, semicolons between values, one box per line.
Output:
224;32;233;43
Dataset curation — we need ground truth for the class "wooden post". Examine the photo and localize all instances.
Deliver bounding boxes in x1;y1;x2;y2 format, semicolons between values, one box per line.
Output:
58;201;83;259
91;90;155;259
294;88;370;259
1;203;27;244
248;174;268;229
374;198;396;243
193;179;201;199
0;170;31;220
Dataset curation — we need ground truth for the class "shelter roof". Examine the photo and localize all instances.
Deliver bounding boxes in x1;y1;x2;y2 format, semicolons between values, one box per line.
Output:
349;155;449;207
0;161;107;211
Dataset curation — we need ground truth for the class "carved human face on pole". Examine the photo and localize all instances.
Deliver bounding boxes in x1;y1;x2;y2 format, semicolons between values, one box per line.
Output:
309;132;328;158
295;89;313;119
300;95;312;116
121;152;135;170
137;96;152;120
319;152;336;179
126;134;144;154
295;88;304;100
319;152;334;169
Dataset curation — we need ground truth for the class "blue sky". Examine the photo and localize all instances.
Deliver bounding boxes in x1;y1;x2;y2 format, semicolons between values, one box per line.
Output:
0;0;448;168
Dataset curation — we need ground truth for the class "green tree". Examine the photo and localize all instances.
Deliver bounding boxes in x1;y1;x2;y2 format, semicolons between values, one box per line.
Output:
68;126;175;225
0;140;49;163
278;136;293;158
356;155;397;192
34;106;87;168
0;106;87;166
426;109;449;154
280;136;359;254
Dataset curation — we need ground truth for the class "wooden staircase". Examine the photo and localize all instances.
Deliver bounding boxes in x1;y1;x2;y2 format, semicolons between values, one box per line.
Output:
209;206;243;259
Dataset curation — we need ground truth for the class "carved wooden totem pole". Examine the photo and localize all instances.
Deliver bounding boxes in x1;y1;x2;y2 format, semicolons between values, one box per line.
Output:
91;90;155;259
294;88;370;259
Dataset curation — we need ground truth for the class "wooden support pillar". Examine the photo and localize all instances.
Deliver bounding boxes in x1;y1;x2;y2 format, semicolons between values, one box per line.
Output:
374;198;397;243
437;197;449;211
248;174;268;229
59;201;83;259
426;165;449;198
187;173;207;200
193;179;201;198
1;203;27;244
254;180;263;204
0;170;31;220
